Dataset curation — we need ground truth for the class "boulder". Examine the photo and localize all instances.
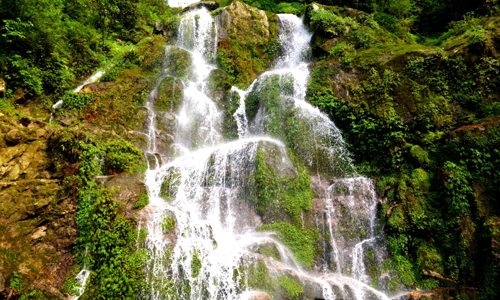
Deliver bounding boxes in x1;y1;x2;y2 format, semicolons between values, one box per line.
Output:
4;129;25;145
217;1;271;41
181;1;219;14
154;20;166;36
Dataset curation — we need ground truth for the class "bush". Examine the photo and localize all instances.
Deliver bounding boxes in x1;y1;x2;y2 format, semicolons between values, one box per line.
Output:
61;92;95;110
102;140;145;175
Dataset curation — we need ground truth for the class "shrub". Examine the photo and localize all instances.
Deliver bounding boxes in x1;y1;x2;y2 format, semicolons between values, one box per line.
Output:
102;140;145;175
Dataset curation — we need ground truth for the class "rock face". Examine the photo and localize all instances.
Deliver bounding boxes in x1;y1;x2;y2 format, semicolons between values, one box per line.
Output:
217;1;271;41
215;1;278;87
182;1;219;13
0;116;80;299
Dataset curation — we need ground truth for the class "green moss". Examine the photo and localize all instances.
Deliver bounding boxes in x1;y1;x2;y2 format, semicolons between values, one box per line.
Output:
160;169;181;201
101;140;146;175
155;76;184;112
133;190;149;210
410;145;429;165
254;149;313;225
165;48;192;80
253;243;281;261
259;222;319;268
278;276;303;300
245;260;279;297
161;216;176;233
217;2;279;88
191;250;202;278
411;168;430;192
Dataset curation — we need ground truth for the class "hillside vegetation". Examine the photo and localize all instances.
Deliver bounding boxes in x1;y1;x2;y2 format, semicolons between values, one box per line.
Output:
0;0;499;299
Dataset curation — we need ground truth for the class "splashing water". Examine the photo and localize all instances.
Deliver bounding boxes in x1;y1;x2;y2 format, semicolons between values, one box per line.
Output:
139;9;399;300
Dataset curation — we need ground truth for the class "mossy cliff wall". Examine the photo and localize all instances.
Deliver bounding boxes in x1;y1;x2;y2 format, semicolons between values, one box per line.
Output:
0;0;499;299
216;1;280;88
305;3;500;298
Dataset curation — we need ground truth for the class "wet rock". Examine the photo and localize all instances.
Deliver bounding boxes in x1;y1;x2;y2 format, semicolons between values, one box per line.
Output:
154;77;184;112
100;174;148;213
238;291;272;300
154;20;166;36
217;1;271;41
81;82;115;94
207;69;231;104
182;1;219;14
398;286;477;300
5;129;25;145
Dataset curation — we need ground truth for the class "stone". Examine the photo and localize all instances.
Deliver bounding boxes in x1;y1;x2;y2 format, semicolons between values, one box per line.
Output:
153;20;166;36
5;129;25;145
0;78;5;98
12;88;26;103
217;1;270;41
0;272;4;292
238;291;272;300
182;1;219;14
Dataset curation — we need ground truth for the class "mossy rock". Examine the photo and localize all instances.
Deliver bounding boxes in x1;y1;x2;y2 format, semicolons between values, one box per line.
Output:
165;47;192;80
252;242;282;261
216;1;279;87
101;173;148;212
137;35;168;73
206;69;231;104
154;76;184;112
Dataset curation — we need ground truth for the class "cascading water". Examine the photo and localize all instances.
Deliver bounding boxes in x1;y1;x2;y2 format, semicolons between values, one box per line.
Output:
139;8;398;300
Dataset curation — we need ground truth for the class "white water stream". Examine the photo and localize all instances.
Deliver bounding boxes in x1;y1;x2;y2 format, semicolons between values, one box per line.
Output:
139;8;397;300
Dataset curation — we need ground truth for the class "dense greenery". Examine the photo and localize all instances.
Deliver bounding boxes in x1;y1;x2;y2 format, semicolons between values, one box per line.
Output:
306;2;500;297
52;129;149;299
1;0;500;298
0;0;179;101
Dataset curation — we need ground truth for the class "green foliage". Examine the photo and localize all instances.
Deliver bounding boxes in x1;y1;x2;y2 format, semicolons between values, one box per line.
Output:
241;0;305;15
191;250;202;278
0;0;175;97
329;42;356;68
442;161;474;218
10;271;22;291
79;187;148;299
245;260;279;297
259;222;319;268
161;216;176;233
52;133;149;299
101;140;146;175
278;276;303;300
309;9;359;37
254;149;313;225
133;190;149;210
61;92;95;110
307;89;407;170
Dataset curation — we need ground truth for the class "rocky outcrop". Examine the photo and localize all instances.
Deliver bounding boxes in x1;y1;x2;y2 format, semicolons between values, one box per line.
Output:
215;1;278;87
181;1;219;13
217;1;271;41
0;115;79;299
399;286;477;300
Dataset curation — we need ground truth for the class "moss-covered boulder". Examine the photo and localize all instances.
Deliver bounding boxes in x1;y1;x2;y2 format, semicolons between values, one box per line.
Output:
165;47;192;80
216;1;279;87
154;76;184;112
99;174;149;212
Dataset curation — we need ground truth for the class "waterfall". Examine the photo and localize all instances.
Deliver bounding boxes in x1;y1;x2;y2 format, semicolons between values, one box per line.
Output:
139;8;397;300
